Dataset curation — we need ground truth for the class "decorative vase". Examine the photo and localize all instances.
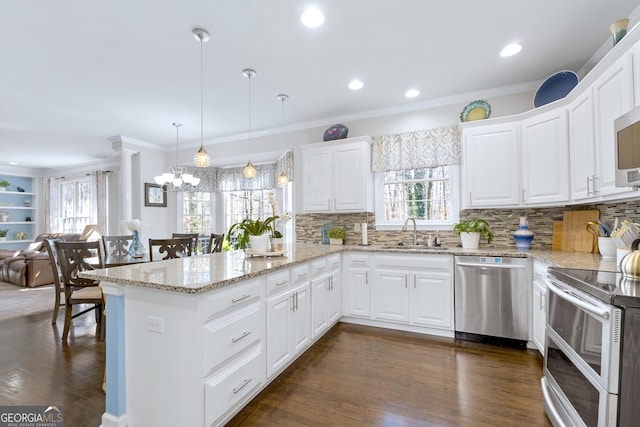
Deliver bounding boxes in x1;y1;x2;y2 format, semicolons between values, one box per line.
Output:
610;18;630;46
598;237;617;259
248;234;269;252
459;232;480;249
513;216;534;250
128;230;146;258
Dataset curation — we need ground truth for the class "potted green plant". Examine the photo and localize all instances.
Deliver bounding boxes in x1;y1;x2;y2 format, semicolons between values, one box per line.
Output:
0;229;8;241
0;180;10;192
453;218;494;249
327;227;346;245
271;230;283;251
227;216;278;251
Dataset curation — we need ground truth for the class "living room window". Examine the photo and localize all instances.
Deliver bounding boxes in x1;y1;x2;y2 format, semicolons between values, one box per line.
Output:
374;166;459;230
60;179;92;233
223;189;273;231
181;191;212;235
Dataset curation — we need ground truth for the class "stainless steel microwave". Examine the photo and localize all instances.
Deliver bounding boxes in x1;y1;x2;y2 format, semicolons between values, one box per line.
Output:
615;104;640;187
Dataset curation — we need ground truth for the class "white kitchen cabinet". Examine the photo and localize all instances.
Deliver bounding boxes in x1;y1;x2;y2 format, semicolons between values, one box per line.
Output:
521;108;570;204
568;90;597;200
311;255;342;338
265;272;310;379
532;261;549;355
461;122;521;208
372;254;454;330
341;253;372;318
592;52;634;197
301;136;373;213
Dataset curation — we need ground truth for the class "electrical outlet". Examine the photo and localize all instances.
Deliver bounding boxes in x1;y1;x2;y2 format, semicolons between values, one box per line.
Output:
354;223;361;232
147;316;164;333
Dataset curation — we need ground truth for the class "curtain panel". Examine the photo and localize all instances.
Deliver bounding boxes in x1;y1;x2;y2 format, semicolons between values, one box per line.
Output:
371;124;462;172
216;163;276;192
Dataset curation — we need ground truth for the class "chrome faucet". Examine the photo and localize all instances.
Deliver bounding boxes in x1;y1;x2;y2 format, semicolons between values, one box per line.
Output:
402;217;417;246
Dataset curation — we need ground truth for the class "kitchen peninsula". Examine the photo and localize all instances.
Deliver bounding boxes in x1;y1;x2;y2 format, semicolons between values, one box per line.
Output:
82;243;619;427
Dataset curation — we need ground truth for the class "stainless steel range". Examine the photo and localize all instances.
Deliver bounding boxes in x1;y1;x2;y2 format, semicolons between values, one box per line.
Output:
543;267;640;427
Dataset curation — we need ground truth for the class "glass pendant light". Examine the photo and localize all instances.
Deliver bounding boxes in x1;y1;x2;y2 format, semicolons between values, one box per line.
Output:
193;27;211;168
242;68;257;179
276;93;289;186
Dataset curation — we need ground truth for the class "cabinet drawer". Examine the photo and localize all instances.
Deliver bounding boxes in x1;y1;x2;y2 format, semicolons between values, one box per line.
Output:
201;278;264;322
205;344;264;427
203;301;263;375
265;270;291;297
310;257;329;278
345;253;370;266
327;254;341;272
291;263;310;286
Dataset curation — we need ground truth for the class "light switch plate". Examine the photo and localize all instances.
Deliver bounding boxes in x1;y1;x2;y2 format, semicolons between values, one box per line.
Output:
147;316;164;333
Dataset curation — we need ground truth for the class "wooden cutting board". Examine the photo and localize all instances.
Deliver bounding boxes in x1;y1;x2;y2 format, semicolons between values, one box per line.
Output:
574;228;595;252
561;210;600;252
551;221;563;251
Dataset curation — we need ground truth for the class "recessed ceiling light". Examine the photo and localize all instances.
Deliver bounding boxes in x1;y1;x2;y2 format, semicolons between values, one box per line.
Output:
405;89;420;98
500;43;522;57
348;79;364;90
300;7;325;28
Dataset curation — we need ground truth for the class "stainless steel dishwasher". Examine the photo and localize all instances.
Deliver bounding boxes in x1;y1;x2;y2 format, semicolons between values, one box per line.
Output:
454;255;530;347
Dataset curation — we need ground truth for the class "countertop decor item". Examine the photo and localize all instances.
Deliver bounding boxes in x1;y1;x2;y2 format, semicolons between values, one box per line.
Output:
0;180;9;191
610;18;630;46
323;124;348;141
513;216;534;250
321;222;332;244
327;227;346;245
454;218;493;249
460;100;491;122
533;70;578;107
227;216;278;250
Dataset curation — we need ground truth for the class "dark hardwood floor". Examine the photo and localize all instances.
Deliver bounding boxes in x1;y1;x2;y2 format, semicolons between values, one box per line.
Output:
0;309;550;427
228;323;551;427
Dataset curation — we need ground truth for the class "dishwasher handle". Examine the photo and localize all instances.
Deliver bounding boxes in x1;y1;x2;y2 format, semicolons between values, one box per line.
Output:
455;261;527;269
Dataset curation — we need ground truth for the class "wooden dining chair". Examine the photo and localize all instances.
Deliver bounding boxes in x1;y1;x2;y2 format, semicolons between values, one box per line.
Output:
54;240;105;343
102;234;133;257
148;237;193;261
171;233;199;254
43;238;66;325
208;233;225;253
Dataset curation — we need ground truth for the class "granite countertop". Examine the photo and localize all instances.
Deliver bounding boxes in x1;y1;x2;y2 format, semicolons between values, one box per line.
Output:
80;242;620;294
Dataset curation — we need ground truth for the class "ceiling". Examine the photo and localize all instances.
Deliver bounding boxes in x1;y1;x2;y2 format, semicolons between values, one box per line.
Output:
2;0;639;171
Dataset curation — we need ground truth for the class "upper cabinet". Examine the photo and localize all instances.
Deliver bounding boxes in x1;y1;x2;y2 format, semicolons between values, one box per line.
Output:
521;108;570;205
0;174;37;248
461;122;520;208
462;29;640;208
301;136;373;213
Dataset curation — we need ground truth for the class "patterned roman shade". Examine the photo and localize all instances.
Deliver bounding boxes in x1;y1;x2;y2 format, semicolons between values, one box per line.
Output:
216;163;276;192
371;124;462;172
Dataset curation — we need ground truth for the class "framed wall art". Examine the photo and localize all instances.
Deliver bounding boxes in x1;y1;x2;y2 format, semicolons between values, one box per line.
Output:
144;183;167;207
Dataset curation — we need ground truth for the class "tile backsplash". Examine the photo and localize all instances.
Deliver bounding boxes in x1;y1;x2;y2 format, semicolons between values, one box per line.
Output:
295;198;640;249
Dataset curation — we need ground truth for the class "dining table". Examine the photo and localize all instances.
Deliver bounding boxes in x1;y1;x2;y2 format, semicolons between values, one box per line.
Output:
103;253;150;267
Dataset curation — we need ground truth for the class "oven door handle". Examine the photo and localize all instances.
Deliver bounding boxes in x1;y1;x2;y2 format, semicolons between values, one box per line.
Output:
545;279;610;320
540;378;568;427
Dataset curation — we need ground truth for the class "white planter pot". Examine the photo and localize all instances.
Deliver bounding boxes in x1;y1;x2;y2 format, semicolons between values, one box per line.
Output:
271;237;283;251
329;238;343;246
0;237;6;242
460;232;480;249
0;188;6;192
248;234;270;252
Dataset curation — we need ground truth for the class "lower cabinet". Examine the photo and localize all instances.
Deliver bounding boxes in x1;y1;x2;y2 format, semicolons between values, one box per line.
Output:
342;253;372;318
311;254;341;338
266;280;310;378
372;254;454;330
532;261;548;355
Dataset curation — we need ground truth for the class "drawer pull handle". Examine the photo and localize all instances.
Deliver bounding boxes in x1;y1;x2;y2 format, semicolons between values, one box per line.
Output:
275;280;288;286
231;294;251;303
297;273;309;278
352;260;365;263
232;331;252;343
233;378;252;394
316;265;327;270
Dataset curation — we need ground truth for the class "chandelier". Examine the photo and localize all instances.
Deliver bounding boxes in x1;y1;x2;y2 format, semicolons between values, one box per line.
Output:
154;123;201;191
242;68;257;179
193;27;211;168
276;93;289;186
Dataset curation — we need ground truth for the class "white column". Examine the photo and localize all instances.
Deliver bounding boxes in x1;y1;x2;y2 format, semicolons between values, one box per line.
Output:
118;149;134;222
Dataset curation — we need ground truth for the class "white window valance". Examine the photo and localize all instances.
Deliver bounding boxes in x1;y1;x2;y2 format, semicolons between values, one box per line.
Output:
371;124;462;172
182;166;218;193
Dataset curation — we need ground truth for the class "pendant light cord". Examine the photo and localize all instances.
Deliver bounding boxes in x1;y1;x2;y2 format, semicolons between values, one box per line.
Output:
200;37;204;150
